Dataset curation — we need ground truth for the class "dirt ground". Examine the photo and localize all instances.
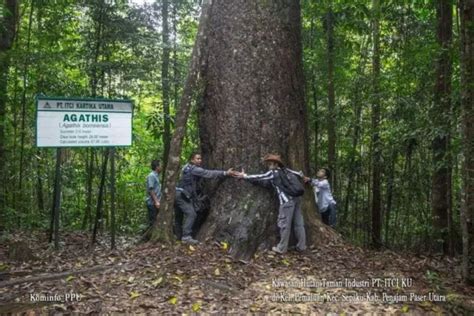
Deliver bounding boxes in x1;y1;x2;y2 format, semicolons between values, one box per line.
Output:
0;232;473;314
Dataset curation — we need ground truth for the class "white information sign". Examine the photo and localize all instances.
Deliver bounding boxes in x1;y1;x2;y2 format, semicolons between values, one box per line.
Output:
36;97;133;147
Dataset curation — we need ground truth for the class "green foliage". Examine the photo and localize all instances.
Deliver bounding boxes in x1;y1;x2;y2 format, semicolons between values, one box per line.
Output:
2;0;199;234
302;0;462;251
1;0;465;255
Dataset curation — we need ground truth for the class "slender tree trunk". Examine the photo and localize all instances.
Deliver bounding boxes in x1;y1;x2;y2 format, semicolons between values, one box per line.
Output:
384;149;397;246
325;6;337;194
92;149;109;245
49;149;63;249
18;2;34;216
110;148;116;249
308;17;319;169
0;0;18;233
149;0;214;244
82;148;94;230
35;150;45;214
172;2;178;107
342;37;369;226
198;0;336;261
432;0;453;254
370;0;382;249
161;0;171;176
459;0;474;285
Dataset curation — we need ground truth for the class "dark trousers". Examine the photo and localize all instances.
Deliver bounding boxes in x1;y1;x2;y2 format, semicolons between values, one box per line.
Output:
147;204;159;228
174;191;197;239
321;203;336;227
174;191;210;239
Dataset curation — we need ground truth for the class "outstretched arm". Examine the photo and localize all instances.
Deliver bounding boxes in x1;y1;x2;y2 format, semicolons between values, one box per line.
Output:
191;166;236;179
286;168;304;178
304;178;329;190
235;169;274;188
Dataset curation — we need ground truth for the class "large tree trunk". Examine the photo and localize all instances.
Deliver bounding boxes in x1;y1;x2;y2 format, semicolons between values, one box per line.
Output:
198;0;337;261
459;0;474;285
0;0;19;233
431;0;453;254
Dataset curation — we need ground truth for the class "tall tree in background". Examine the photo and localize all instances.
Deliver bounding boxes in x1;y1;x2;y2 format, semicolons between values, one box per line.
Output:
198;0;333;260
161;0;171;175
459;0;474;285
370;0;382;249
0;0;18;233
324;3;337;194
431;0;453;254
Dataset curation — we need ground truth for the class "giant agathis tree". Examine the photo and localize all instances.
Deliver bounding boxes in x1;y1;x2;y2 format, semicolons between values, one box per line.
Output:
156;0;337;260
196;0;335;260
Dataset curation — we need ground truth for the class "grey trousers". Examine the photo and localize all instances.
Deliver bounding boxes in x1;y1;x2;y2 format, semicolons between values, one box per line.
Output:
275;197;306;253
174;191;197;238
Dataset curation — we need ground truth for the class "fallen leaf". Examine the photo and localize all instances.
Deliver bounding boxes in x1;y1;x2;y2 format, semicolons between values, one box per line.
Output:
169;296;177;305
221;242;229;250
401;305;409;313
172;275;183;283
214;268;220;276
152;277;164;287
129;291;140;300
66;275;76;282
189;245;196;251
192;301;201;312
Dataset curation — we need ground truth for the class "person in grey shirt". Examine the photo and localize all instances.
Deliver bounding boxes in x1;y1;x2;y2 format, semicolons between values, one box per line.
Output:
146;160;161;228
304;168;336;227
234;154;307;254
175;152;238;244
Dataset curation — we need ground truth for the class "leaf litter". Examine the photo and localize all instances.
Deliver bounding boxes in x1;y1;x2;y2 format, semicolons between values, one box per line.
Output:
0;231;472;314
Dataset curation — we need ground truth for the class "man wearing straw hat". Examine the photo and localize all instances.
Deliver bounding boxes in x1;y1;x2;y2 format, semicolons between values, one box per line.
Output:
235;154;306;254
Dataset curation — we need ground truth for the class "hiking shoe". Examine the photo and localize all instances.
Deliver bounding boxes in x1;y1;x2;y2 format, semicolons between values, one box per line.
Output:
181;236;199;244
272;246;285;254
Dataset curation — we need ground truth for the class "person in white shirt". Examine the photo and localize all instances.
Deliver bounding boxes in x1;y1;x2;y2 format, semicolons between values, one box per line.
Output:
304;168;336;228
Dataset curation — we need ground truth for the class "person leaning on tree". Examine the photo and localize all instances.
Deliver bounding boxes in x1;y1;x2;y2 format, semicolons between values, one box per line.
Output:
145;159;162;229
304;168;337;228
175;152;239;244
234;154;307;254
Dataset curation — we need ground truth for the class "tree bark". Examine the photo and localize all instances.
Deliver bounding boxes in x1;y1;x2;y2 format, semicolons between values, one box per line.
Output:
110;148;116;250
91;149;109;245
149;0;213;244
82;148;94;230
0;0;18;233
18;1;34;218
459;0;474;285
198;0;337;261
370;0;382;249
325;6;337;195
52;149;62;250
432;0;453;254
161;0;172;177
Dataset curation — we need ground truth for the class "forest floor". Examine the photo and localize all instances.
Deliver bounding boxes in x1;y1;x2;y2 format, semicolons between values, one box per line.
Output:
0;231;473;314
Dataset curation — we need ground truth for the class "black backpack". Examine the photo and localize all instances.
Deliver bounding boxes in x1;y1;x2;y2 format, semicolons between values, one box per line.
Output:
276;168;305;197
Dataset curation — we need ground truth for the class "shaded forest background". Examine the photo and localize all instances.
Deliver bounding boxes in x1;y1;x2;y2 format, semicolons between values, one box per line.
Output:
0;0;471;258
